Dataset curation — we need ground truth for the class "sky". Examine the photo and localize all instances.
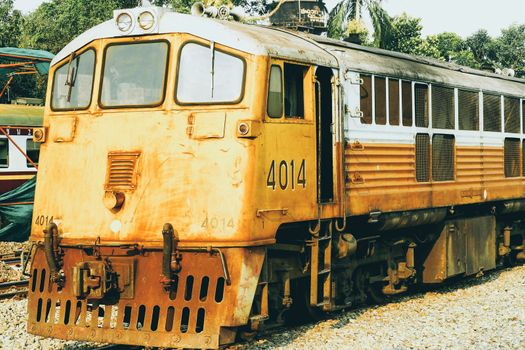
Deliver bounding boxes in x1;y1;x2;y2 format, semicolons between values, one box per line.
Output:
14;0;525;38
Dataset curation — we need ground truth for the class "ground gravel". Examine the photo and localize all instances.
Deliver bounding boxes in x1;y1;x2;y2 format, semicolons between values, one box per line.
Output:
0;264;524;349
230;266;525;350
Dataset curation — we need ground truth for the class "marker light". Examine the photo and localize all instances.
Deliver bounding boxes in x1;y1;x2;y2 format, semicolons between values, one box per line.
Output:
138;11;155;30
116;12;133;32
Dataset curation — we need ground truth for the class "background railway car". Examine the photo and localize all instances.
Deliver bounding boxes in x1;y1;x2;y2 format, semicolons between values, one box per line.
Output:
0;104;42;193
26;4;525;349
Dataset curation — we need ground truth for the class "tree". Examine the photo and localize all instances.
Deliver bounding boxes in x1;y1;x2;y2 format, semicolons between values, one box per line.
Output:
327;0;392;48
465;29;496;67
383;13;423;54
432;32;466;61
493;24;525;74
0;0;22;47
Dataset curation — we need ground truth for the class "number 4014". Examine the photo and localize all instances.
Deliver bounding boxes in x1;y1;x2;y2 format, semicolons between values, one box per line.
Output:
266;159;306;190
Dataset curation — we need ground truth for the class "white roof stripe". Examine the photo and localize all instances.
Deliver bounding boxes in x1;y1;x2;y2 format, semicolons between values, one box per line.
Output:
51;8;337;67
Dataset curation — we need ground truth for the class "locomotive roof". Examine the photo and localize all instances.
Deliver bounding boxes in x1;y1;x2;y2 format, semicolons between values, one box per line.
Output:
52;7;525;97
51;9;338;68
311;35;525;97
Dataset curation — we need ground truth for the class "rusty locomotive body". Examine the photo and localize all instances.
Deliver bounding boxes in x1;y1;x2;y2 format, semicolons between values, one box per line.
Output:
26;4;525;349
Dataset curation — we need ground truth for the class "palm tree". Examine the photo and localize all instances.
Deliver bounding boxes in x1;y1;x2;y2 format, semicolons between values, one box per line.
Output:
328;0;392;48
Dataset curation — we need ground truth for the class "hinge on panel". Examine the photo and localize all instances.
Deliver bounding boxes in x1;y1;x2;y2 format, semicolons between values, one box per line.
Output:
350;140;364;150
349;172;365;184
344;70;363;85
187;114;195;136
346;105;363;118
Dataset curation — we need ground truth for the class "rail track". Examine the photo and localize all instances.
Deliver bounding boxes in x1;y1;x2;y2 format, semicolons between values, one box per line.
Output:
0;250;23;267
0;279;28;299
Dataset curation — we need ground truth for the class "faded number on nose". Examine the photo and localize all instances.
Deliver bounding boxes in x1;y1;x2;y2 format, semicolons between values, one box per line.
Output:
266;159;306;190
34;215;54;226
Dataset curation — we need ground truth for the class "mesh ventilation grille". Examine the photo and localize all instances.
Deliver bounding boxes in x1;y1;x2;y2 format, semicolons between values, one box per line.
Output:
415;83;429;127
458;90;479;131
504;97;520;133
432;86;455;129
432;134;455;181
483;94;501;132
416;134;430;182
504;138;520;177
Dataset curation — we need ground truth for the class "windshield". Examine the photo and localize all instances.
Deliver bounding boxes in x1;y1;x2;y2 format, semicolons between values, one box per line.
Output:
176;43;245;104
100;41;169;107
51;49;95;110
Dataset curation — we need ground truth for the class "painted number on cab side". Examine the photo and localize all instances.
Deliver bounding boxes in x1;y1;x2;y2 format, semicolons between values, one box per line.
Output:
34;215;54;226
266;159;306;190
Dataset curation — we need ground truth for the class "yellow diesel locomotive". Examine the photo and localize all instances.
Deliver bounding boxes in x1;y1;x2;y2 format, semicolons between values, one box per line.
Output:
27;4;525;349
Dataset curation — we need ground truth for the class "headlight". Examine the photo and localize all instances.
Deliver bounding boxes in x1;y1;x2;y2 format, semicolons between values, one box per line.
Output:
116;12;133;32
138;11;155;30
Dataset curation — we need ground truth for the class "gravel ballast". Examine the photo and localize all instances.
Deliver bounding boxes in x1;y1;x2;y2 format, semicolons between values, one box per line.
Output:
1;265;524;349
230;266;525;350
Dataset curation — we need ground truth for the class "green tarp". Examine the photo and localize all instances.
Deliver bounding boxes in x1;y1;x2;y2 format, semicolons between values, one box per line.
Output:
0;176;36;242
0;47;54;76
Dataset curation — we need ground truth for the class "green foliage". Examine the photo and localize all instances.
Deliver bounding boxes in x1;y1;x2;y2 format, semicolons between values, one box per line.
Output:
0;0;22;47
432;32;466;60
19;0;146;54
384;13;489;71
383;13;423;54
493;24;525;73
465;29;496;64
4;0;525;101
328;0;392;48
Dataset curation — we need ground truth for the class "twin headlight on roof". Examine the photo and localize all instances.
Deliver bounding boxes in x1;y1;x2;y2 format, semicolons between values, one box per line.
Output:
114;8;161;34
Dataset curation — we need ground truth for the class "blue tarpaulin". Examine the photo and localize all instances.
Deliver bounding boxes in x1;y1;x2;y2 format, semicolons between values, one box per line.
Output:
0;176;35;241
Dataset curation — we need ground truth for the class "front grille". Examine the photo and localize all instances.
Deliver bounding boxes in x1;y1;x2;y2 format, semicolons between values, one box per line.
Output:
105;152;140;191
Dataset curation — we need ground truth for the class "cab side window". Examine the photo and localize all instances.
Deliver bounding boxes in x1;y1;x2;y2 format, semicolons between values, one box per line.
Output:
267;65;283;118
284;63;306;118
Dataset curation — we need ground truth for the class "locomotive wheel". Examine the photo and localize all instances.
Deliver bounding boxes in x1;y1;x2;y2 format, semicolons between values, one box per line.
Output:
503;251;518;267
285;278;325;325
367;282;389;305
353;267;389;305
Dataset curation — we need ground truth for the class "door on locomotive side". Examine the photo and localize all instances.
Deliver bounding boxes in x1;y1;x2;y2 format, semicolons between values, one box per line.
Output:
260;60;339;223
260;60;317;221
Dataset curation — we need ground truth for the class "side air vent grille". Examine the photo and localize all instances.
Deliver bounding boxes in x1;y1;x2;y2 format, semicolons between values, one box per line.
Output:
105;152;140;191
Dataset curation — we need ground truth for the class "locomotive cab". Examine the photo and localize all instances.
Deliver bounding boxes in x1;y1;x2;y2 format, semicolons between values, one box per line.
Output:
26;5;342;349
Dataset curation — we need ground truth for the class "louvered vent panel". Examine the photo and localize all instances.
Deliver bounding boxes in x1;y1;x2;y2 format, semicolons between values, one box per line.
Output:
105;152;140;191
